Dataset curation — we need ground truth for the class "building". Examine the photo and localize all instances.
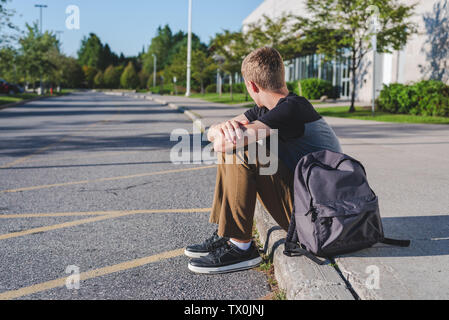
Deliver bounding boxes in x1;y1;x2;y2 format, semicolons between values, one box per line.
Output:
242;0;449;103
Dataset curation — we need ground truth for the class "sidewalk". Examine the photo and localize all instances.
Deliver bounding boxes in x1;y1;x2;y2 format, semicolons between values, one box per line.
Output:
114;91;449;300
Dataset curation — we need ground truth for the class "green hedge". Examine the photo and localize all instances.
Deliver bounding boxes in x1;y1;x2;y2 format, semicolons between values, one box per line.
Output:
205;83;217;93
206;83;247;94
377;80;449;117
287;79;336;99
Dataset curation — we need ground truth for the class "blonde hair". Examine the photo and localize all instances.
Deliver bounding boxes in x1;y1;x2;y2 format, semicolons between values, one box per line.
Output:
241;47;286;92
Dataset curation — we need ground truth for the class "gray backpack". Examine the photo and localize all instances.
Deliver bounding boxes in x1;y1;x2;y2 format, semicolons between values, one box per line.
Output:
284;150;409;262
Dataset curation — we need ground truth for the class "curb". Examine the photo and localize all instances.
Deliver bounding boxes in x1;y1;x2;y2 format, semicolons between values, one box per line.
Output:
105;91;358;300
254;200;356;300
0;95;48;111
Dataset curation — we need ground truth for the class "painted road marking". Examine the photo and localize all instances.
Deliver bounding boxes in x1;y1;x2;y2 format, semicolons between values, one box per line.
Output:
0;208;211;240
0;207;207;218
0;165;217;193
0;248;184;300
18;151;142;164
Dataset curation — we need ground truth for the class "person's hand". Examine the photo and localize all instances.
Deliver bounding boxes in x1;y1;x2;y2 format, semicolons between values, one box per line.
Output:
217;119;249;145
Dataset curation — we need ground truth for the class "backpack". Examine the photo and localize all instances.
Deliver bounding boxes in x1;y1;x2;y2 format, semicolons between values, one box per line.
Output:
284;150;410;263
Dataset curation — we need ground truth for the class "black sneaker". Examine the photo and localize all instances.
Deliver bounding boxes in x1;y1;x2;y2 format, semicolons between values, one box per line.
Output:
188;241;262;274
184;230;229;258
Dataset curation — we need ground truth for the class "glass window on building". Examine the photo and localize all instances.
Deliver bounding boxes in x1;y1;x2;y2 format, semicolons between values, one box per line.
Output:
286;51;352;99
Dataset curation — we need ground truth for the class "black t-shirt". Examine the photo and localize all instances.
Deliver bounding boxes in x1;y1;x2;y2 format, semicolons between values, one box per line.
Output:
244;92;322;140
243;92;342;171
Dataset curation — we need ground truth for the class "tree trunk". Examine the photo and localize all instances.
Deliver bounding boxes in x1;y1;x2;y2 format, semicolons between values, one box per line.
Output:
230;73;233;101
349;51;357;113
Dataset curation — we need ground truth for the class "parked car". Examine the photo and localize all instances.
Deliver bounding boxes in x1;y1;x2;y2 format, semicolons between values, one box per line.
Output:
0;79;24;95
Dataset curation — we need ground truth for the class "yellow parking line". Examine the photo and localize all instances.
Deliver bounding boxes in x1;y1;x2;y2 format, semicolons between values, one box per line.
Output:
22;151;142;164
0;208;211;239
0;165;217;193
0;207;212;219
0;248;184;300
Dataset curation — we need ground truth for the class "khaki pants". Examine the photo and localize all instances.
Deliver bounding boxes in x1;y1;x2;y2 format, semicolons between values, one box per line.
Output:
209;150;294;240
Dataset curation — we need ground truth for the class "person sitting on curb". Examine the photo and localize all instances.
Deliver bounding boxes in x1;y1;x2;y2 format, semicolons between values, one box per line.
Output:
185;47;342;274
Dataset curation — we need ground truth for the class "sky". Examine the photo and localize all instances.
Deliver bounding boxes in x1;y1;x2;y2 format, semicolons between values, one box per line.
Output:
8;0;264;58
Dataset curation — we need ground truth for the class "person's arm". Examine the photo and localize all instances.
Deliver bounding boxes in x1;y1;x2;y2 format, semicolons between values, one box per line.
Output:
207;113;250;143
212;120;271;153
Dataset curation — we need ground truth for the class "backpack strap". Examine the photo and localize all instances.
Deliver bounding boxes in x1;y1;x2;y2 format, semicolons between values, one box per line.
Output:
283;241;328;265
283;211;328;265
380;237;411;247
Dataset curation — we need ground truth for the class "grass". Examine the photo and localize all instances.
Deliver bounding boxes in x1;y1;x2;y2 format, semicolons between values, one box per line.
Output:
0;90;74;107
0;93;40;106
252;225;287;301
316;106;449;125
190;92;252;105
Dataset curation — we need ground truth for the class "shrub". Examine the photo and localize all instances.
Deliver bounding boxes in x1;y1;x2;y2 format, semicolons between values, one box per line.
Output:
286;81;296;93
377;80;449;117
287;79;334;99
120;62;139;89
232;83;245;93
104;65;123;89
205;83;217;93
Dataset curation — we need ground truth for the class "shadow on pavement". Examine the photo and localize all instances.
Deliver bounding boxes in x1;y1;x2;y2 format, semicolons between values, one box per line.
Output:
339;215;449;258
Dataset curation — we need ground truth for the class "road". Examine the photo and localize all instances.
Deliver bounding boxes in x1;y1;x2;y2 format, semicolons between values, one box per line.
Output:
0;91;271;300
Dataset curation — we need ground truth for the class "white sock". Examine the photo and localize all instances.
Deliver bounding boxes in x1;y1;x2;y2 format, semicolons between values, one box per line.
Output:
230;239;252;251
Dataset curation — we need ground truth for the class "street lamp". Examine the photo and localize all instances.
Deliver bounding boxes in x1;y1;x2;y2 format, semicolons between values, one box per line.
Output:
35;4;48;34
185;0;192;97
152;54;157;90
35;4;48;95
367;5;380;117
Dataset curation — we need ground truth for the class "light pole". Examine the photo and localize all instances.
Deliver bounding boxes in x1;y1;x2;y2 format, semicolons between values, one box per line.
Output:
185;0;192;97
35;4;48;34
35;4;48;95
367;5;380;117
152;53;157;90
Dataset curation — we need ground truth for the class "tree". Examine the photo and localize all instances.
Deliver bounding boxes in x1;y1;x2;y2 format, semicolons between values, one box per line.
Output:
0;0;20;48
18;23;59;91
244;13;303;61
299;0;417;112
77;33;119;70
142;25;206;76
60;57;84;88
120;62;139;89
164;47;186;88
0;46;18;82
94;70;104;88
138;70;149;90
211;30;248;100
192;49;217;95
82;65;98;88
103;65;123;89
78;33;103;69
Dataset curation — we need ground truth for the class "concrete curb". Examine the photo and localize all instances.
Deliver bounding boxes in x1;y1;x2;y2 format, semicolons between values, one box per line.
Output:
254;200;356;300
106;91;358;300
0;95;48;111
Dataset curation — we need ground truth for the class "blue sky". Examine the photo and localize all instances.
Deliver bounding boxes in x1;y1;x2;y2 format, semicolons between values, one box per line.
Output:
9;0;263;57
